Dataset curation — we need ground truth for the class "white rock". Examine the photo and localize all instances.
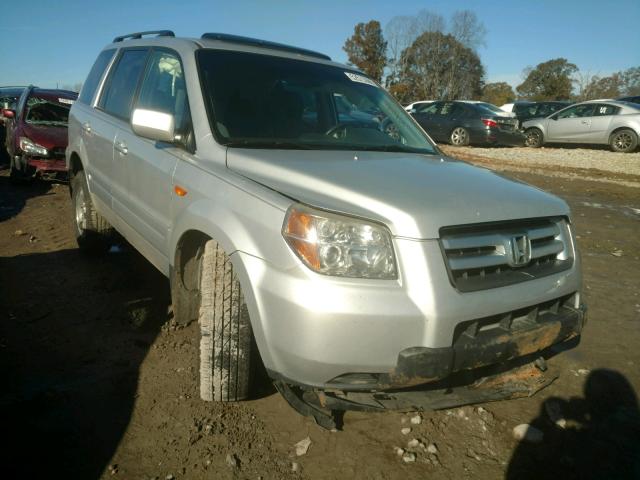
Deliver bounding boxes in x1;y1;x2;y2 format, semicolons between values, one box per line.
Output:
577;368;590;376
402;452;417;463
410;414;422;425
407;439;420;448
512;424;544;443
395;447;405;456
427;443;438;454
294;436;312;456
401;427;411;435
291;462;299;473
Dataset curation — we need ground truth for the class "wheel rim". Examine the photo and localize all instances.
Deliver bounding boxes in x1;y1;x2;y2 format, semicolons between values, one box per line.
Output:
75;188;87;231
614;132;632;150
451;128;467;145
526;130;540;147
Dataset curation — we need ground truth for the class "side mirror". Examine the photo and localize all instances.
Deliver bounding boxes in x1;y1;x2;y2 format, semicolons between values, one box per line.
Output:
2;109;15;119
131;108;175;143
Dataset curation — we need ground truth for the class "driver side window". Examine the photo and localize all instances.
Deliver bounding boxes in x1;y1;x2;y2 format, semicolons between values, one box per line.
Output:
136;50;192;138
556;104;594;119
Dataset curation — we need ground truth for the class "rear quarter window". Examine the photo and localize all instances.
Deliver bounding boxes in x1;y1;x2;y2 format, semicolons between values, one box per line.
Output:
78;49;116;105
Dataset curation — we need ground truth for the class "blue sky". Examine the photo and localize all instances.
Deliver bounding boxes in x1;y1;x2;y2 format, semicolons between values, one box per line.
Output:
2;0;639;90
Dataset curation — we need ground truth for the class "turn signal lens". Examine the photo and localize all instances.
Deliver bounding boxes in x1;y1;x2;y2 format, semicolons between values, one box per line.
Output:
282;204;397;279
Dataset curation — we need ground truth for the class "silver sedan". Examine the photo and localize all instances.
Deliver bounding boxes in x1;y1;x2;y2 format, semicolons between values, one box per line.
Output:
522;100;640;153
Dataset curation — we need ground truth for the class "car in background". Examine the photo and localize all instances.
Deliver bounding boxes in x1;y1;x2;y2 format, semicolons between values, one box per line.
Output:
2;85;78;181
502;101;571;126
410;100;524;146
0;86;27;164
617;95;640;105
405;100;433;112
522;100;640;153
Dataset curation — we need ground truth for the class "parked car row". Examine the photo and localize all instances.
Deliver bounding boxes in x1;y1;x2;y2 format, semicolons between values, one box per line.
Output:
1;85;77;181
403;97;640;152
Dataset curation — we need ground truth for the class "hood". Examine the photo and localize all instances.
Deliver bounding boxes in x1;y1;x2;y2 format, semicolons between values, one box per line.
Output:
227;149;570;239
22;123;68;149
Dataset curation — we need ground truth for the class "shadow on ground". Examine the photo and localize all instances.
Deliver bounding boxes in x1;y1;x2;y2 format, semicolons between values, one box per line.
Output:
507;368;640;480
0;247;171;478
0;173;55;222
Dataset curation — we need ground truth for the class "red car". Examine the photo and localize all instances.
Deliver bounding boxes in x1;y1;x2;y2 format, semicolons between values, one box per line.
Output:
2;86;77;182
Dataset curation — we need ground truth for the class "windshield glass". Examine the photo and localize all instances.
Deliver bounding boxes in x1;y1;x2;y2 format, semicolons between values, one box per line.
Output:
197;50;438;154
25;96;73;126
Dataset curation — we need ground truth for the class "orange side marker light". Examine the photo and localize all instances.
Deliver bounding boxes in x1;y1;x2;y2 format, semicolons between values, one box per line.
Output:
174;185;188;197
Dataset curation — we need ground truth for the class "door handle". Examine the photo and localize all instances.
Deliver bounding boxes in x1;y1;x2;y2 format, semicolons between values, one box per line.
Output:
115;141;128;155
82;122;92;134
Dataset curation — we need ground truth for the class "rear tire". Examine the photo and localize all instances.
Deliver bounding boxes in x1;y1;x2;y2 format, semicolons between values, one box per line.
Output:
199;240;253;402
450;127;470;146
609;129;638;153
70;169;112;254
525;128;544;148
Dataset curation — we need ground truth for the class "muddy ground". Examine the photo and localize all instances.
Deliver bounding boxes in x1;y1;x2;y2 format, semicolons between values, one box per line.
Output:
1;152;639;479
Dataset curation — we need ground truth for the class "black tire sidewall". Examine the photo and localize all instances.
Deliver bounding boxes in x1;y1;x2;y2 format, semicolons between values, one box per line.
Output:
526;128;543;148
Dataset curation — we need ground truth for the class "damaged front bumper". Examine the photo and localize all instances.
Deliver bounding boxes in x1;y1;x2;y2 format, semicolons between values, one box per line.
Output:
274;301;586;430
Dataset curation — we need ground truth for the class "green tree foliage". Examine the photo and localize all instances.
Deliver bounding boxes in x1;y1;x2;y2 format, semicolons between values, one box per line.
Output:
343;20;387;83
620;67;640;95
481;82;515;106
516;58;577;100
575;66;639;100
391;31;484;104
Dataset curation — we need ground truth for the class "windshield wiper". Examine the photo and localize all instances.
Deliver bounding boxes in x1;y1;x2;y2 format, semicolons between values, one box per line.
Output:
353;144;436;154
226;140;312;149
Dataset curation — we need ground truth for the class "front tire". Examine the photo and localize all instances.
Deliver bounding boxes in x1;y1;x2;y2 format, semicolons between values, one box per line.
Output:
70;169;112;254
525;128;544;148
199;240;254;402
450;127;470;146
609;129;638;153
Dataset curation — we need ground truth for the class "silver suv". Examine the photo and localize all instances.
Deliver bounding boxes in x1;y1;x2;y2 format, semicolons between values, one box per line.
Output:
67;31;586;426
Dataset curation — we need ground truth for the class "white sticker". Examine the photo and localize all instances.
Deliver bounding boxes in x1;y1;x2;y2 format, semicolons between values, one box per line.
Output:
58;98;75;105
344;72;378;87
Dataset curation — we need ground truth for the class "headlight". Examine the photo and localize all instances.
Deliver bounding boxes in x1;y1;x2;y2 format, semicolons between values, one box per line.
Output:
282;204;397;279
19;137;48;156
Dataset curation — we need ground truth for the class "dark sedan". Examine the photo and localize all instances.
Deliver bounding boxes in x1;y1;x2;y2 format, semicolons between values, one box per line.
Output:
410;100;524;146
618;95;640;105
512;101;571;125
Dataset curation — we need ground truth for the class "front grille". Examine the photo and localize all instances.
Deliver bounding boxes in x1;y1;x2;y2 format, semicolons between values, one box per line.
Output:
440;217;573;292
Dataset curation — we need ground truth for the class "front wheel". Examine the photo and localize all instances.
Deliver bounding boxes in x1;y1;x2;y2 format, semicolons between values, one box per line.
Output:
609;129;638;153
450;127;470;146
198;240;254;402
525;128;544;148
70;169;113;254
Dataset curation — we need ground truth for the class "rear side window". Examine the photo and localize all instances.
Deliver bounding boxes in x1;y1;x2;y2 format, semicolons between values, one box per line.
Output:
99;49;149;120
593;104;620;116
78;49;116;105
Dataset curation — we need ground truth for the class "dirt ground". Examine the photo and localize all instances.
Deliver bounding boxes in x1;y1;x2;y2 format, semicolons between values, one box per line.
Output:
1;150;639;479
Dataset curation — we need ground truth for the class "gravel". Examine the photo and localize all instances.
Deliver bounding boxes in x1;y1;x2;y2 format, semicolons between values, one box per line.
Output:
443;146;640;177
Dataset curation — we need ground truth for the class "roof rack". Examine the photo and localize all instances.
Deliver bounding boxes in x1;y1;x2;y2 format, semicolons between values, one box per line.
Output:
200;33;331;61
113;30;175;43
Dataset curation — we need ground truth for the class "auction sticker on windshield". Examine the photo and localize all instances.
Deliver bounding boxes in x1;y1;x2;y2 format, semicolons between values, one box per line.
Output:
344;72;378;87
58;98;75;105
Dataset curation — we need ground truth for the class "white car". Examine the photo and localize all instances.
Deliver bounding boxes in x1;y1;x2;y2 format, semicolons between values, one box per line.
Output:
404;100;433;112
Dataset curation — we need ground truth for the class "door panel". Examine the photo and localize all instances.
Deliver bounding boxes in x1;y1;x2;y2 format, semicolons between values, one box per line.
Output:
589;104;619;143
546;104;595;142
118;48;192;257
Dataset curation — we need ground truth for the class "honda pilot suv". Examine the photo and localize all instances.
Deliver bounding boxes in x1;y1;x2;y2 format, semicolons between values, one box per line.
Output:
67;31;586;426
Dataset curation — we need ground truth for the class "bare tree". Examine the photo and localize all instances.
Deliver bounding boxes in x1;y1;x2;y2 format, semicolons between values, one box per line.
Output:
450;10;487;50
385;10;445;87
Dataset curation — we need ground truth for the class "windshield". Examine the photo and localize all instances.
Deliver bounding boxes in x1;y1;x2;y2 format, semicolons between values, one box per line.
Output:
196;50;438;154
25;96;73;126
476;102;504;113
